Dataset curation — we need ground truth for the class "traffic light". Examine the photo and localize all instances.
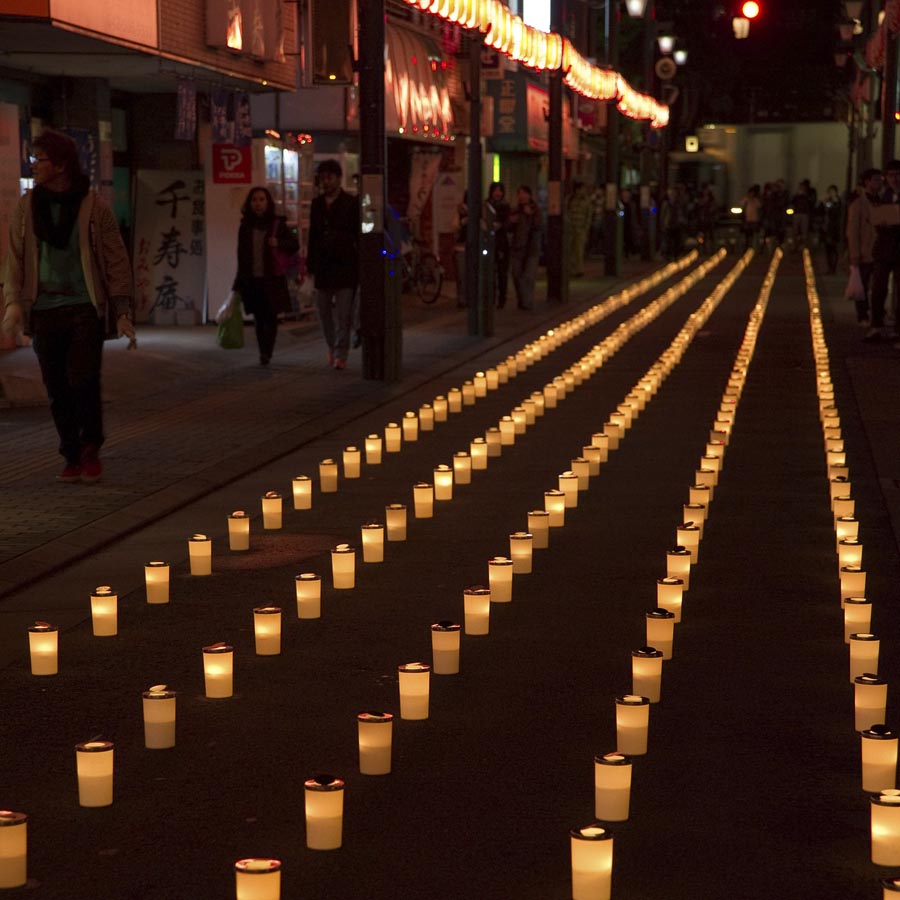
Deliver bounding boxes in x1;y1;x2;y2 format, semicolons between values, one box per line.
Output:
741;1;760;18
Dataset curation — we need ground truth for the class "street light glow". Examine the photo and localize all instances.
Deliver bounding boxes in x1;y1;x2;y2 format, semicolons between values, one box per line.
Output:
741;1;760;18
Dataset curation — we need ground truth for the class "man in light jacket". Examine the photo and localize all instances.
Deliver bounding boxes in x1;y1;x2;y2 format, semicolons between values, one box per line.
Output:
846;168;882;328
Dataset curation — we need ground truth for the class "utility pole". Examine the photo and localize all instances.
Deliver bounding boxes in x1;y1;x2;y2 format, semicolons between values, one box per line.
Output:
603;0;622;276
882;14;899;166
466;36;491;334
546;0;567;304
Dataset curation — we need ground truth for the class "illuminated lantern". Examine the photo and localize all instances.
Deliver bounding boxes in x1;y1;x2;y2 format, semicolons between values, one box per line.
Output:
189;534;212;576
583;445;602;476
594;753;632;821
675;524;701;564
512;407;528;434
871;790;900;865
228;511;251;550
385;422;402;452
434;465;454;501
453;452;472;485
844;598;872;644
433;396;449;422
448;387;463;413
385;503;408;541
850;633;880;684
331;544;356;589
646;609;675;659
840;566;866;603
398;662;431;719
838;539;863;569
570;825;613;900
413;482;434;518
145;561;170;604
856;674;889;732
361;523;385;563
261;492;283;530
499;416;515;446
544;490;566;527
292;475;312;510
528;510;550;549
571;458;590;490
488;557;514;603
419;404;435;431
615;694;650;755
0;811;27;889
253;606;282;656
462;381;476;405
666;547;692;590
234;858;282;900
343;446;361;478
294;573;322;619
203;643;234;698
464;586;491;635
431;621;461;674
319;459;338;493
357;712;393;775
90;586;118;637
861;726;898;793
485;427;502;457
365;434;383;465
75;740;114;807
402;411;419;442
28;622;58;676
656;577;684;623
509;532;533;574
304;776;345;850
473;371;487;397
632;647;664;703
470;437;488;469
142;685;176;749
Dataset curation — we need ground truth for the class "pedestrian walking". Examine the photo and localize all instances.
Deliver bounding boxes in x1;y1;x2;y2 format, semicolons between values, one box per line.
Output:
232;186;298;367
819;184;843;275
484;181;510;308
739;184;762;252
791;179;814;250
566;181;592;276
868;159;900;342
1;129;135;483
508;185;542;310
846;168;882;327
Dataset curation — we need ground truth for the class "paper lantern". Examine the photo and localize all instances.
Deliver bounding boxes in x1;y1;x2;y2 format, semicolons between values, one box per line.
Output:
844;598;872;643
881;876;900;896
856;675;889;732
666;547;692;590
871;790;900;865
385;504;408;541
488;557;514;603
656;577;684;623
189;534;212;576
365;434;383;465
486;368;500;390
830;476;851;506
0;811;27;889
28;622;58;676
530;391;546;417
464;586;491;635
434;465;453;501
838;539;863;569
470;437;488;470
448;388;463;413
522;399;537;425
402;411;419;442
361;523;385;563
145;561;170;604
431;621;461;674
543;383;558;409
234;858;282;900
570;825;613;900
75;740;114;807
569;458;590;491
304;776;345;850
616;695;650;755
498;416;516;446
689;484;711;508
583;446;602;476
419;404;435;431
835;516;860;548
398;662;431;719
227;511;251;551
453;452;472;485
512;407;527;434
319;459;338;493
528;510;550;549
343;446;361;478
509;532;533;574
840;566;867;603
497;362;510;384
675;524;701;564
357;713;393;775
473;371;487;397
683;503;707;537
485;427;502;457
433;396;449;422
603;422;621;450
253;606;282;656
331;544;356;589
632;647;664;703
861;726;898;792
203;643;234;698
292;475;312;510
90;586;118;637
294;573;322;619
142;685;176;749
594;753;632;822
850;633;880;684
261;492;283;530
413;482;434;518
544;490;566;527
646;609;675;659
695;468;716;498
590;433;610;462
384;422;402;452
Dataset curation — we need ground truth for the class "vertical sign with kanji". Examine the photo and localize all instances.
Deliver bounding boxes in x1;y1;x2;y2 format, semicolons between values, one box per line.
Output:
133;170;206;325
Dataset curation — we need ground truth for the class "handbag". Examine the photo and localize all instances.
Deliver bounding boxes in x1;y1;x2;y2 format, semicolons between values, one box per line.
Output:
216;292;245;349
270;221;301;277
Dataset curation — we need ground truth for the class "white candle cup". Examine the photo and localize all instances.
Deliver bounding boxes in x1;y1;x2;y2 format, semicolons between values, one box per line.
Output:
499;416;516;446
413;482;434;518
331;544;356;589
862;726;899;793
304;776;345;850
590;432;610;462
583;446;602;476
470;438;488;470
840;566;867;603
203;643;234;698
543;383;558;408
487;367;501;389
90;586;118;637
75;740;114;807
402;411;419;442
683;503;707;536
365;434;383;465
856;675;889;732
845;598;873;644
453;452;472;485
343;446;362;478
632;647;664;703
145;561;170;604
544;490;566;527
838;539;863;569
833;496;855;521
695;468;716;497
509;532;533;574
570;458;591;490
447;387;463;413
318;459;338;493
488;557;514;603
522;398;536;425
872;790;900;865
603;422;621;450
616;694;650;755
675;524;701;564
253;607;282;656
227;511;251;551
189;534;212;576
292;475;312;510
28;622;58;676
464;586;491;635
570;825;614;900
385;504;408;541
881;876;900;896
850;633;881;684
261;492;283;530
666;547;692;591
433;396;449;422
512;407;528;434
462;381;476;405
485;427;502;458
295;573;322;619
646;609;675;659
398;662;431;719
829;463;850;481
0;811;27;889
431;621;462;675
234;858;282;900
528;510;550;549
361;523;385;563
594;753;633;822
419;404;435;431
836;516;860;548
474;371;487;397
688;484;711;509
434;465;454;501
142;685;176;749
830;476;851;506
656;577;684;623
357;713;393;775
384;422;402;452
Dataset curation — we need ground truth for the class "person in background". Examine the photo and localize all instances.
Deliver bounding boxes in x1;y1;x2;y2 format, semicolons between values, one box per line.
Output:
846;168;881;328
233;186;298;367
819;184;843;275
567;181;593;276
508;184;542;310
791;179;814;250
306;159;360;369
739;184;762;252
659;185;687;259
868;159;900;342
620;187;642;259
1;129;135;484
484;181;510;309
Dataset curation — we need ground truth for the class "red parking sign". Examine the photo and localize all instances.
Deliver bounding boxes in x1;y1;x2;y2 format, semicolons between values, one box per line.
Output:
211;144;251;183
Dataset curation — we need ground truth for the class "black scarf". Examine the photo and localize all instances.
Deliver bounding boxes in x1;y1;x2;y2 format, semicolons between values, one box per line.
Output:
32;175;90;250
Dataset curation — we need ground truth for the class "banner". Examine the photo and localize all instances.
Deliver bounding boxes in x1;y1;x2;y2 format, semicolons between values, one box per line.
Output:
407;151;442;224
133;171;206;325
175;78;197;141
211;88;233;144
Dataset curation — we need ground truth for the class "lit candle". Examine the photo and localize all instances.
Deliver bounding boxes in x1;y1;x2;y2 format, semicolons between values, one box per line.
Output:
528;510;550;549
431;621;461;675
646;609;675;659
28;622;57;676
570;825;614;900
434;465;453;501
227;510;251;551
830;476;851;506
433;396;448;422
464;586;491;635
398;662;431;719
543;383;558;408
448;387;463;413
0;811;27;889
844;598;872;644
413;482;434;518
189;534;212;576
144;560;170;604
343;446;362;478
319;459;338;493
234;858;282;900
861;726;898;793
675;524;701;564
419;404;435;431
357;712;393;775
582;446;602;476
838;539;863;569
850;633;880;684
402;411;419;442
856;675;889;732
384;422;402;452
253;606;282;656
488;557;514;603
666;547;692;590
473;371;487;397
361;523;385;563
871;790;900;865
203;643;234;698
544;490;566;527
656;577;684;623
530;391;545;416
142;684;176;749
522;398;536;425
499;416;516;446
695;468;716;498
304;775;345;850
385;503;407;541
840;566;867;603
881;876;900;897
603;421;621;450
261;492;282;530
615;694;650;755
509;532;533;574
462;381;476;405
453;452;472;485
485;427;502;458
75;740;114;807
570;458;590;491
590;433;610;462
594;753;632;822
836;516;860;548
294;573;322;619
632;647;664;703
488;367;501;388
331;544;356;589
689;484;711;508
292;475;312;510
512;407;527;434
470;437;488;470
90;585;118;637
683;503;707;537
365;434;383;465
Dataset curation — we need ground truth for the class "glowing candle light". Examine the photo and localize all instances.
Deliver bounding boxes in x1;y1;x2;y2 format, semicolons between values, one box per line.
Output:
385;504;407;541
497;362;510;383
75;740;114;807
462;381;476;405
695;468;716;498
419;404;435;431
189;534;212;576
203;643;234;698
845;597;872;643
319;459;338;493
675;524;701;564
834;498;856;523
666;547;692;590
836;516;859;547
464;586;491;635
433;396;448;422
385;422;402;452
331;544;356;589
689;484;711;508
470;437;488;469
234;858;282;900
365;434;383;465
260;492;283;530
453;452;472;485
646;609;676;659
90;586;118;637
615;695;650;755
583;445;602;476
522;398;536;424
543;383;558;409
402;411;419;442
603;422;621;450
544;490;566;527
840;566;867;603
343;446;362;478
683;503;707;537
448;387;463;412
512;407;527;433
850;633;880;684
558;471;580;507
413;482;434;518
142;560;171;604
594;753;632;822
838;539;863;569
530;391;545;416
856;675;889;732
294;573;322;619
434;465;453;501
861;726;898;793
357;712;393;775
871;790;900;865
528;510;550;549
227;510;251;551
485;427;502;457
253;606;282;656
881;876;900;897
398;662;431;719
632;647;664;703
509;532;533;574
473;371;487;397
570;825;614;900
590;433;610;462
142;685;176;749
0;811;27;889
361;523;385;563
292;475;312;510
488;557;514;603
28;622;57;676
304;776;345;850
830;476;851;506
431;621;461;674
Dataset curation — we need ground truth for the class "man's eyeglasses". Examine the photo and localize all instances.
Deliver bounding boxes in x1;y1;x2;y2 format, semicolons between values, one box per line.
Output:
28;155;49;165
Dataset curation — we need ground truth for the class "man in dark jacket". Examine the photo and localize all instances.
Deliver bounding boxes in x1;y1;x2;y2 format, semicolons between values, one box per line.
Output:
868;159;900;342
306;159;359;369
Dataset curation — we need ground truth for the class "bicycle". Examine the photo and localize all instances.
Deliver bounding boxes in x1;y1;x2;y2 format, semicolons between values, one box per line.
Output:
399;240;444;304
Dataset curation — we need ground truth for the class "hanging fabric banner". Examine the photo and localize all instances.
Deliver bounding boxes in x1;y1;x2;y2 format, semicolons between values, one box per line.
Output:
175;78;197;141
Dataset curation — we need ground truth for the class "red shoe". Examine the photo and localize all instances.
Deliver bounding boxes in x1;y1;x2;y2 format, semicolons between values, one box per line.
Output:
80;447;103;483
56;464;82;483
333;358;346;370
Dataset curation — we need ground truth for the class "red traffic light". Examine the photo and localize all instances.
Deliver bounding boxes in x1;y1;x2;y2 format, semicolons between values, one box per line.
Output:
741;1;760;17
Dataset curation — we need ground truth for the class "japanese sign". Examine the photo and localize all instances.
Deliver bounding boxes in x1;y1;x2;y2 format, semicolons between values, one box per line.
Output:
133;171;206;325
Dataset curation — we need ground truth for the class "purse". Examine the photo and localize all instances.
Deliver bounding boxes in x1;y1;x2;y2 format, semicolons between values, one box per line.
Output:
270;221;301;277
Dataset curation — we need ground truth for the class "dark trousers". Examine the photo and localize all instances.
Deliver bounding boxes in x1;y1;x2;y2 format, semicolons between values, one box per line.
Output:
857;261;875;323
869;259;900;328
494;244;510;308
245;279;278;361
32;304;105;464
